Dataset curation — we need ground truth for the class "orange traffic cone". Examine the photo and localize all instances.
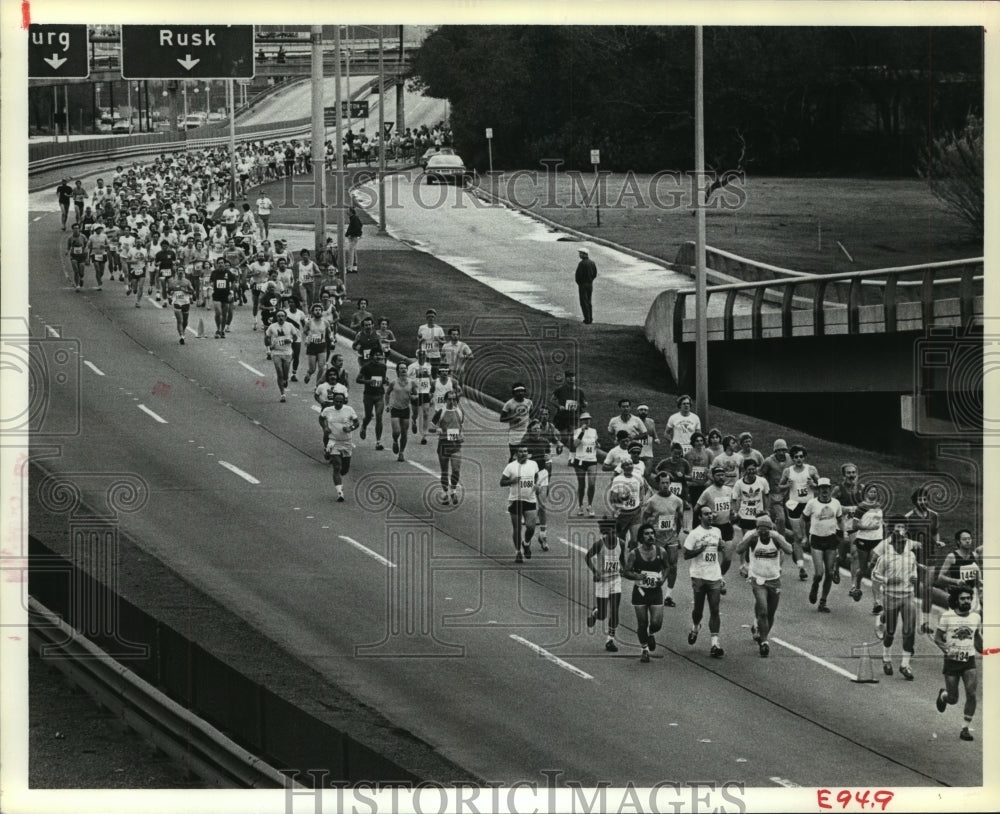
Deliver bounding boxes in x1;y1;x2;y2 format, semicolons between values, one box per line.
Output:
197;318;206;338
851;642;879;683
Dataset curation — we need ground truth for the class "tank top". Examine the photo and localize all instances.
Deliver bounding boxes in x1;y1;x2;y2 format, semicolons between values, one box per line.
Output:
748;534;782;582
595;540;624;597
632;545;667;590
786;465;816;505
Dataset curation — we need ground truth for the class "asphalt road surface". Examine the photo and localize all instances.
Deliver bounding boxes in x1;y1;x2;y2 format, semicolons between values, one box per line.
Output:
24;203;981;791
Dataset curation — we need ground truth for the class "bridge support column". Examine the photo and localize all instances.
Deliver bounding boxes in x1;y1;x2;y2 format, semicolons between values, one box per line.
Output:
395;80;405;136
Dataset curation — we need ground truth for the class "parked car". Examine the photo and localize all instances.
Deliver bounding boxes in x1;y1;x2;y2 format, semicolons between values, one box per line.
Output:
111;119;135;134
424;153;468;185
419;146;455;170
183;112;208;130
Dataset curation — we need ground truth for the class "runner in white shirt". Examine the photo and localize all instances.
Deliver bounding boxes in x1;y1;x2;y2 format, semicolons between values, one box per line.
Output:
665;394;701;452
608;460;647;550
500;446;540;563
321;390;360;502
735;516;793;657
683;505;725;658
499;383;533;461
933;585;983;742
440;327;474;381
777;444;819;582
255;193;273;239
570;412;600;516
406;350;434;444
585;530;627;652
264;309;299;402
417;309;446;375
802;478;844;613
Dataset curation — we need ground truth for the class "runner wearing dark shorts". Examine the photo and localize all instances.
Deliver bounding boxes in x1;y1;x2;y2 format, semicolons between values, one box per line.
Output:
934;587;982;742
623;525;668;663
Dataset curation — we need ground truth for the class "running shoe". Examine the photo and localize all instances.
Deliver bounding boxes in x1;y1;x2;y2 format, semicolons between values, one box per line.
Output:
576;507;585;516
515;551;523;564
831;569;840;585
751;623;759;643
538;534;548;551
647;634;656;652
720;580;727;596
587;506;595;517
688;627;699;645
397;453;405;462
809;580;819;604
872;603;883;615
759;642;770;658
291;374;298;382
960;727;974;742
179;337;184;345
605;640;618;652
523;544;532;560
392;439;399;454
359;426;367;440
818;599;830;613
440;493;450;505
336;495;345;502
640;650;650;663
710;644;724;658
899;666;914;681
586;611;596;629
936;689;948;713
280;394;286;402
375;443;385;451
849;587;863;602
663;596;676;608
266;352;271;359
920;622;934;635
420;438;427;445
882;661;893;676
799;567;809;581
304;373;310;383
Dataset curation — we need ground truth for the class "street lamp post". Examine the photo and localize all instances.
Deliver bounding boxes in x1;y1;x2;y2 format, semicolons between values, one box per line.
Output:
694;26;710;428
378;28;386;234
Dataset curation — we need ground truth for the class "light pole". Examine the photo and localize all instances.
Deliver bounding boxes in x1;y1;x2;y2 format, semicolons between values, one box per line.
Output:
694;26;709;428
378;27;386;233
333;26;346;273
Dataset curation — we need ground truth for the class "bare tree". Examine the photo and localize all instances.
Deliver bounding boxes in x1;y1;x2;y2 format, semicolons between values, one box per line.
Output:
919;114;983;236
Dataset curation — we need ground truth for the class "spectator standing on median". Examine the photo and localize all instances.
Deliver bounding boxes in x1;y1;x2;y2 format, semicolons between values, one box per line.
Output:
574;248;598;324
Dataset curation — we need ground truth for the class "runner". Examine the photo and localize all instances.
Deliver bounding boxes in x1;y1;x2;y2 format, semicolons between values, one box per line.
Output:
255;189;274;239
431;364;461;414
683;505;725;658
417;309;446;376
665;395;701;452
321;391;360;502
264;309;300;402
407;349;435;444
376;318;397;356
904;485;946;634
285;299;306;382
802;477;844;613
295;249;320;309
259;281;283;352
732;459;769;534
303;303;333;384
550;370;587;450
209;258;237;338
385;362;418;461
694;465;736;579
832;463;865;587
352;316;382;364
936;530;983;613
639;471;685;607
683;432;712;526
315;367;350;447
71;179;88;223
500;445;540;563
167;268;196;344
737;432;765;472
247;251;272;331
608;459;647;550
569;412;599;517
585;527;627;652
88;225;109;290
56;178;73;230
711;434;743;487
349;297;374;330
850;482;885;607
623;524;668;663
651;443;690;503
778;444;819;581
431;390;465;504
499;383;534;461
933;585;983;741
124;236;148;306
441;327;473;381
356;349;388;450
66;224;89;291
607;399;647;446
734;516;793;657
634;404;659;466
705;428;725;461
602;431;633;474
871;520;918;679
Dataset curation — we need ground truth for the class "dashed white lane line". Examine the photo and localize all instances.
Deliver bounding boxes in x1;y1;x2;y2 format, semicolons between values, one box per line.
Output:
217;460;261;484
311;404;322;413
770;637;856;680
33;216;43;222
45;326;60;338
337;535;396;568
146;299;164;309
407;460;437;476
558;536;589;554
83;361;105;376
509;634;593;680
137;404;168;423
769;776;801;788
186;325;199;336
239;361;266;377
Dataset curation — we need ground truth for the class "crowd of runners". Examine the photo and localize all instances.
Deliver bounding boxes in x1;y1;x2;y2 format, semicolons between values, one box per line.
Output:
57;148;983;744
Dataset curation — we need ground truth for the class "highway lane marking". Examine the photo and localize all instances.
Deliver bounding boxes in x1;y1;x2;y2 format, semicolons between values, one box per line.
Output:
239;361;266;377
45;326;60;338
33;216;43;222
337;535;396;568
137;404;168;424
407;460;437;476
769;777;801;788
558;536;589;554
770;636;856;680
218;461;261;484
509;635;593;680
186;326;199;336
311;405;321;413
83;361;105;376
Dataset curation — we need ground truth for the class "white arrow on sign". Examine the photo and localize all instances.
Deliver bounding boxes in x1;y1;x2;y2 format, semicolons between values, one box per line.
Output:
177;54;200;71
43;54;68;70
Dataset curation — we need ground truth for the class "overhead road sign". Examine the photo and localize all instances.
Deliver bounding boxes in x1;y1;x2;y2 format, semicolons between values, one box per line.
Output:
120;25;255;79
28;24;89;78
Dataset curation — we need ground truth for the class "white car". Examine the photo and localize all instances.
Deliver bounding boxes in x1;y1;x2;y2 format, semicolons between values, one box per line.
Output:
183;112;208;130
424;153;468;185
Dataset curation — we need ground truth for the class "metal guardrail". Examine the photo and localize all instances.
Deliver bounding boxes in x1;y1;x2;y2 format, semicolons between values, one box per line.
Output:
672;258;985;343
29;597;300;789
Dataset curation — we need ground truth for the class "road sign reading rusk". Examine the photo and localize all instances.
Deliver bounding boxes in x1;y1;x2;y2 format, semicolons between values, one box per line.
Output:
590;149;600;164
120;25;255;79
28;24;89;78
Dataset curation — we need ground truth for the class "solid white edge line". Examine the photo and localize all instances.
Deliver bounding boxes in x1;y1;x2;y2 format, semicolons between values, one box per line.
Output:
186;325;199;336
239;361;266;377
136;403;168;424
83;361;105;376
217;460;261;484
407;460;437;476
311;404;321;413
558;536;590;554
337;535;396;568
509;634;593;680
770;636;857;679
147;299;163;309
769;776;801;788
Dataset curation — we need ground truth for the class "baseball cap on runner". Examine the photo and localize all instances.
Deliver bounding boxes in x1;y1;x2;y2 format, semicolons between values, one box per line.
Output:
711;465;726;474
816;477;832;487
578;412;592;420
512;383;526;392
773;439;789;451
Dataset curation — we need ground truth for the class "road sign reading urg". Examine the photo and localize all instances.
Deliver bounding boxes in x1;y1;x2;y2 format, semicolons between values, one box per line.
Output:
120;25;255;80
28;24;89;78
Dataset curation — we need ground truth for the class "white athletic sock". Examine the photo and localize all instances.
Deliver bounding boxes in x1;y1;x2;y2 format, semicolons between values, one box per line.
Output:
902;652;912;668
711;634;719;647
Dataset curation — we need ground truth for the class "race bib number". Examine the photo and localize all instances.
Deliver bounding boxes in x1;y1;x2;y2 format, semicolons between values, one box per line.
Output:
369;376;383;388
603;560;620;575
131;266;145;277
417;378;431;394
446;428;460;441
620;494;636;509
739;500;761;519
948;645;970;662
272;335;290;348
657;516;675;531
162;268;173;277
173;293;190;306
309;333;324;344
215;279;228;289
583;444;595;456
704;551;717;563
691;466;707;482
72;247;84;255
959;567;978;583
669;482;683;497
519;477;534;491
713;499;731;513
564;399;577;412
640;571;659;588
92;253;105;261
797;486;809;497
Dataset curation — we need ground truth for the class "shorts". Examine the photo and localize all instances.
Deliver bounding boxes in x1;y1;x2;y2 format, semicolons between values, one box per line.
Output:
437;441;462;458
738;516;761;532
615;509;641;536
712;522;734;543
415;393;431;405
390;407;411;419
691;576;724;596
572;459;597;470
508;500;536;516
942;657;976;677
854;537;880;553
328;441;353;457
810;533;840;552
553;413;572;431
631;585;664;606
212;293;231;303
306;342;327;356
787;502;807;520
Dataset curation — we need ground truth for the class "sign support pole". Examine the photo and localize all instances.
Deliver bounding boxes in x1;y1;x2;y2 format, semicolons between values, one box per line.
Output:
694;26;710;428
311;26;327;253
333;27;346;273
228;79;237;202
378;29;387;234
